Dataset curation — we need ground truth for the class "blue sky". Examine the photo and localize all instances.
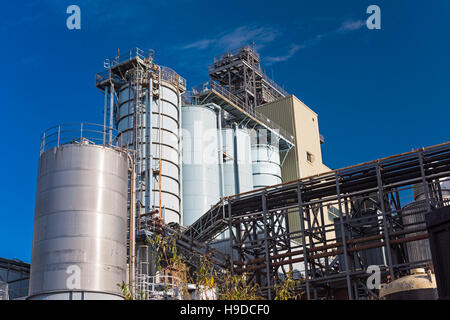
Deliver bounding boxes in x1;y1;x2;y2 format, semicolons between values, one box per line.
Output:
1;0;449;262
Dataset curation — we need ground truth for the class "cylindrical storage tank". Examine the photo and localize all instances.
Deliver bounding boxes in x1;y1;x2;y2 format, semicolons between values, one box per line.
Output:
403;180;450;264
413;180;450;202
402;200;432;263
182;106;220;226
116;75;182;224
379;268;438;300
222;127;253;196
29;143;129;300
251;144;282;189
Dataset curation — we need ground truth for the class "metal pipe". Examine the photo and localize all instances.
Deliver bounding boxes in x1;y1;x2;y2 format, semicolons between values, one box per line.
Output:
261;192;272;299
127;151;136;296
418;151;432;212
217;108;225;199
109;84;114;145
103;87;109;144
233;233;430;273
335;171;353;300
296;182;310;299
376;163;395;280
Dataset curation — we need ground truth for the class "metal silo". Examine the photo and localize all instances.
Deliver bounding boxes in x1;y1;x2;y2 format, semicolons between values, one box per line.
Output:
251;144;282;189
222;126;253;196
29;124;129;300
115;63;184;225
182;105;221;226
402;181;450;263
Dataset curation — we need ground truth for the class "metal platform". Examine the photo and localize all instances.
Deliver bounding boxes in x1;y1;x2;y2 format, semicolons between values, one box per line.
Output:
191;81;294;151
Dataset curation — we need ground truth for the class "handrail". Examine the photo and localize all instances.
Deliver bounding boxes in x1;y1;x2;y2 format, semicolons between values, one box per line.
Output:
39;123;122;154
95;48;186;91
191;81;294;145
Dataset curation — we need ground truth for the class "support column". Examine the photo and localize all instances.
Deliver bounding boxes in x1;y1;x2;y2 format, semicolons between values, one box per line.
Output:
262;192;272;299
376;164;395;280
335;171;353;300
296;182;311;300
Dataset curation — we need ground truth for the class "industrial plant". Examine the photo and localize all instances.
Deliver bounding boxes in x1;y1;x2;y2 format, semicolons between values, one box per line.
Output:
2;45;449;300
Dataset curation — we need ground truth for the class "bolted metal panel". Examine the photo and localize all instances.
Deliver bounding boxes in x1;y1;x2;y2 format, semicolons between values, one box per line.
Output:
403;182;450;264
29;144;128;300
251;144;282;189
117;80;181;224
182;106;220;226
402;200;432;263
222;127;253;196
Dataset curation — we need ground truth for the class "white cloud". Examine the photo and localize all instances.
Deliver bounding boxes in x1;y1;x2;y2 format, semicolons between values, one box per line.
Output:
339;20;365;32
180;25;280;51
265;19;366;65
265;44;303;64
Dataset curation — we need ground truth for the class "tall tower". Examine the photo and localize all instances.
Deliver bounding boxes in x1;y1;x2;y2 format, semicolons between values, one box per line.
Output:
96;48;185;225
96;48;186;289
208;45;288;110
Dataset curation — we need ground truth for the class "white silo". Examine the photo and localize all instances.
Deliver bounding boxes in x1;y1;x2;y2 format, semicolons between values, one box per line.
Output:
181;105;221;226
251;143;282;189
222;126;254;196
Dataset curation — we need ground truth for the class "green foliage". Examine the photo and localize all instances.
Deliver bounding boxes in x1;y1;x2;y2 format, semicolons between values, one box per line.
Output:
274;271;303;300
218;271;264;300
134;235;267;300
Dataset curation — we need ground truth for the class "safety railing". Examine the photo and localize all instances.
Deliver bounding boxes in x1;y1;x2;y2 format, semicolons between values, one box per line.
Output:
262;73;289;97
39;123;122;155
211;45;260;64
104;47;154;68
161;66;187;90
135;274;182;300
205;81;294;144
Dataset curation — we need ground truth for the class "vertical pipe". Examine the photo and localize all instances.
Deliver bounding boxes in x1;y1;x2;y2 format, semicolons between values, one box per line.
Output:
319;205;329;275
335;171;353;300
232;123;240;195
228;201;234;276
217;108;225;199
103;87;109;145
296;182;310;300
127;152;136;296
177;87;183;225
109;85;114;145
145;73;152;214
418;151;432;212
158;68;162;219
376;164;395;280
261;192;272;300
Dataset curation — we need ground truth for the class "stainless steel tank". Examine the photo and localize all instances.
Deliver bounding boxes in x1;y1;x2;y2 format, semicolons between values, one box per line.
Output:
251;143;282;189
222;127;253;196
116;70;182;224
29;143;129;300
182;106;220;226
402;200;432;263
403;181;450;263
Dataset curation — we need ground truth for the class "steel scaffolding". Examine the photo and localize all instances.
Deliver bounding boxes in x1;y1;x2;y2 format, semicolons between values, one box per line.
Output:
183;142;450;299
209;45;288;110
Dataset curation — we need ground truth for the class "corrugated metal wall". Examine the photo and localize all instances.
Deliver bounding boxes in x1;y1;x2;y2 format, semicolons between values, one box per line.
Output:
257;96;302;235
